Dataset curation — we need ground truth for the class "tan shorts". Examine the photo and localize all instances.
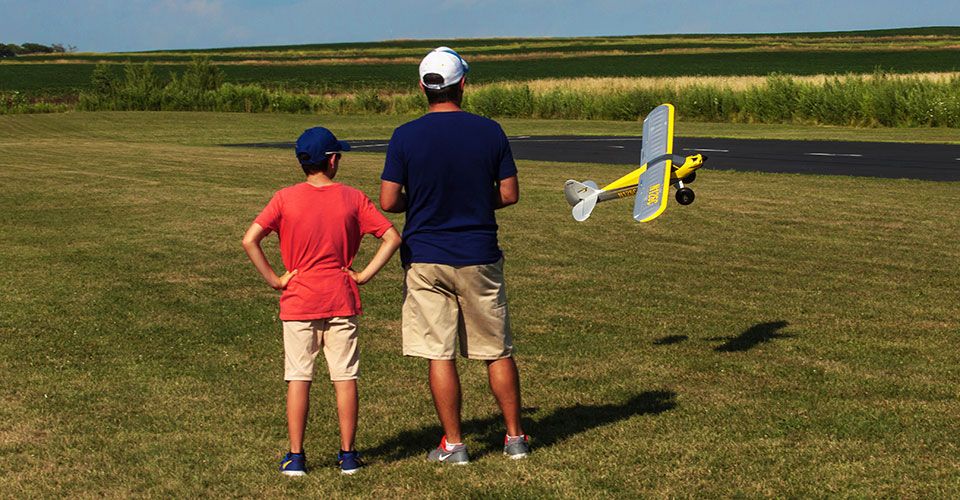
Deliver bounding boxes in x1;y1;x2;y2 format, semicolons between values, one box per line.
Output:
283;316;359;381
402;259;513;360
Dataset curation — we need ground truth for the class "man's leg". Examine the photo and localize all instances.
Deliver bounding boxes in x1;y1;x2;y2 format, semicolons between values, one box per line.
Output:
486;356;523;437
332;380;358;451
429;359;463;443
287;381;311;453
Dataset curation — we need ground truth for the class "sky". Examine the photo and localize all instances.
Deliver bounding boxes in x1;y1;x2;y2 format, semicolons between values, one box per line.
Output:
1;0;959;52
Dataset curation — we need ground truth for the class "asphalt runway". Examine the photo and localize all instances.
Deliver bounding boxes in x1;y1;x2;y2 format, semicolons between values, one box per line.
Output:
227;136;960;181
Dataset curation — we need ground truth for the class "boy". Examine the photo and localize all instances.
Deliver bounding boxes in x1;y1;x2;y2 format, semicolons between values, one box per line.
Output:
242;126;401;476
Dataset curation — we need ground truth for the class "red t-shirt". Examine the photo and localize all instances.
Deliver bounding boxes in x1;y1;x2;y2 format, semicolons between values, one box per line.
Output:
254;182;393;321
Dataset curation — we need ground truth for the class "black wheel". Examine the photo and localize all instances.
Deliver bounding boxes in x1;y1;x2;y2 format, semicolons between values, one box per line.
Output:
681;171;696;184
676;187;695;205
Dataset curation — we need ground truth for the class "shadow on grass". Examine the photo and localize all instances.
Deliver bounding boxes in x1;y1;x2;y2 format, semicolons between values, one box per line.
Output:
653;335;688;345
711;320;793;352
367;390;677;461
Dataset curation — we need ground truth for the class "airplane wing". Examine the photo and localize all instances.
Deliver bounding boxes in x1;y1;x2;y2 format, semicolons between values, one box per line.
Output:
633;104;675;222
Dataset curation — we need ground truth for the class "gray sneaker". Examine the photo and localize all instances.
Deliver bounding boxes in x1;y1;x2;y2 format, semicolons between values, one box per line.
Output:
427;437;469;465
503;435;530;459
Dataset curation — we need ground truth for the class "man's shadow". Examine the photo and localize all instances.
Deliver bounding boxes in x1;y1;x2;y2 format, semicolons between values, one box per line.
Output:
366;390;677;461
711;320;793;352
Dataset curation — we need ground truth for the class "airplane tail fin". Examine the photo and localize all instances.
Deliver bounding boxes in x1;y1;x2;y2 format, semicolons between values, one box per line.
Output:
564;179;600;222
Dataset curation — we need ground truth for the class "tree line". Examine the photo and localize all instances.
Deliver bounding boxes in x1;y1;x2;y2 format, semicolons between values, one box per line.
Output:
0;43;75;58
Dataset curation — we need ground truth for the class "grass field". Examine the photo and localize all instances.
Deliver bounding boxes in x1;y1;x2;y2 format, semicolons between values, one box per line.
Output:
1;112;959;497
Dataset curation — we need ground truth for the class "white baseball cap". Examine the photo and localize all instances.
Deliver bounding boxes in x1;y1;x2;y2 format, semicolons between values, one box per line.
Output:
419;47;470;90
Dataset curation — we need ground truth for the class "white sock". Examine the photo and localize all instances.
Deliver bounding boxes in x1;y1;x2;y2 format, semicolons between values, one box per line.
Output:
444;440;463;451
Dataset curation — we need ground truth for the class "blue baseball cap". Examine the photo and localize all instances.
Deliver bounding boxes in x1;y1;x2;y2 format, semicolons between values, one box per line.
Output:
295;127;351;166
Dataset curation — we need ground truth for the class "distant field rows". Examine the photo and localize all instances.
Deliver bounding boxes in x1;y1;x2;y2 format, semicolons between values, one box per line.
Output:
12;28;953;60
4;49;960;93
12;42;960;63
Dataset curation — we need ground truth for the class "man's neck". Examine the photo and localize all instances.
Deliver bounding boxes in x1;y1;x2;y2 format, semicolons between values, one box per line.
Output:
305;172;335;186
427;102;463;113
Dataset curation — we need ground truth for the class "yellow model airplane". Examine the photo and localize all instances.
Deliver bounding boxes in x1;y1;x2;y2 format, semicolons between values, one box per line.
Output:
563;103;706;222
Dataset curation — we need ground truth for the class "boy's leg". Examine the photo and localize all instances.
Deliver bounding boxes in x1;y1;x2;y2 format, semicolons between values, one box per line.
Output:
287;381;311;453
332;380;358;451
429;359;463;443
322;316;361;452
486;357;523;437
283;320;323;454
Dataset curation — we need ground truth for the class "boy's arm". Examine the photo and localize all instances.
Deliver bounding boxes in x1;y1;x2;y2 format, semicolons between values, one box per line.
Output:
379;181;407;213
345;227;401;285
241;222;298;290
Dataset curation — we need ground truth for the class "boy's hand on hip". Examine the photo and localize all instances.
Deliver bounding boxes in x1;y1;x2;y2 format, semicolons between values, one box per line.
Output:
343;267;367;285
274;269;298;290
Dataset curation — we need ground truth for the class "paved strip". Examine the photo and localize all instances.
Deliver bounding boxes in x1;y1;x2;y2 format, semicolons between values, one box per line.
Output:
225;136;960;181
805;152;864;157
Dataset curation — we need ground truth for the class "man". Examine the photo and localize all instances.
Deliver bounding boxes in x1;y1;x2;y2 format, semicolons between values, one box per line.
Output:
380;47;529;464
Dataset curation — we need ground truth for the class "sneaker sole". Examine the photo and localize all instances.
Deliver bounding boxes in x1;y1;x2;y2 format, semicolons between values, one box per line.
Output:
281;470;306;477
505;452;528;460
340;468;361;475
429;459;470;465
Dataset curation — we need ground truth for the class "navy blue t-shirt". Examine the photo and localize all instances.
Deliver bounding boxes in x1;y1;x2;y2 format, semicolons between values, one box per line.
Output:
381;111;518;266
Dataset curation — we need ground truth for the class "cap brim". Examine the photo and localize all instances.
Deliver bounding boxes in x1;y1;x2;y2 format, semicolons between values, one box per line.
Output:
325;141;351;154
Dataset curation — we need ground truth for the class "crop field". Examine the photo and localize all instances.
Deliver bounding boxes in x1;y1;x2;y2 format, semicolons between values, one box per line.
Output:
1;112;959;497
5;49;960;94
3;27;960;94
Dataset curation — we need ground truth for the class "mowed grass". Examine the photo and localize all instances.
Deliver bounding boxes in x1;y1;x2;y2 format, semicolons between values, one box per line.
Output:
6;111;960;145
1;112;959;497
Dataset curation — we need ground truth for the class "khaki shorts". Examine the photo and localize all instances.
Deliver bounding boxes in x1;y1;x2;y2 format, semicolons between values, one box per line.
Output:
402;259;513;360
283;316;359;381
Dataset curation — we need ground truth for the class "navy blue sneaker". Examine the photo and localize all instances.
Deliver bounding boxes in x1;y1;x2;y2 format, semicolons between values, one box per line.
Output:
337;450;364;475
279;451;306;476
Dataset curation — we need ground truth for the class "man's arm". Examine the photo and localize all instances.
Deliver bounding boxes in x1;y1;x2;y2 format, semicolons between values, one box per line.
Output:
241;222;297;290
344;227;402;285
380;180;407;213
495;175;519;209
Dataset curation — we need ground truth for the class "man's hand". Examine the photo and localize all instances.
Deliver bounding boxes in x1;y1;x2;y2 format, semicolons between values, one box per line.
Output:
495;175;519;209
274;269;298;290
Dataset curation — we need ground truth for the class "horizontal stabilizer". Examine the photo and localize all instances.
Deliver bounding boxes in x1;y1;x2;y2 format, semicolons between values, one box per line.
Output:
564;179;598;206
564;179;601;221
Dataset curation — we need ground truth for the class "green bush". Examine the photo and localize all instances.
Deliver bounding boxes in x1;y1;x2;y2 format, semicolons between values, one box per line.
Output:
0;91;69;114
354;90;389;113
214;84;270;112
533;88;588;119
675;84;737;122
41;62;960;128
465;85;534;118
269;91;314;113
